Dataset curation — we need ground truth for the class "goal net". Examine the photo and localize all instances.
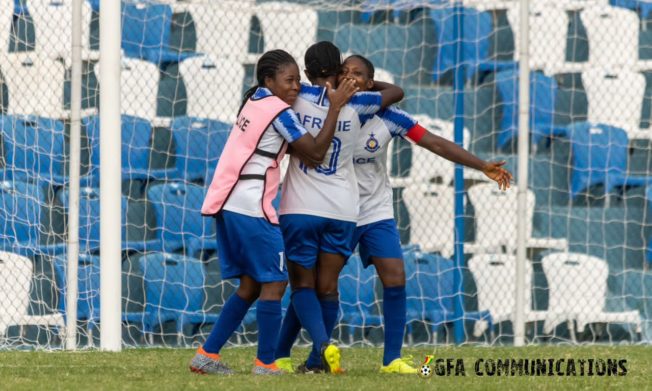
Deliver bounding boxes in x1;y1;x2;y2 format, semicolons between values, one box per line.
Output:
0;0;649;350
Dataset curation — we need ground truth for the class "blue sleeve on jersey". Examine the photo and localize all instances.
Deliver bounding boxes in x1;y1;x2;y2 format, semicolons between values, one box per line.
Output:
379;106;417;137
252;86;273;99
300;85;382;115
348;91;382;116
272;108;307;143
298;83;325;105
359;113;375;127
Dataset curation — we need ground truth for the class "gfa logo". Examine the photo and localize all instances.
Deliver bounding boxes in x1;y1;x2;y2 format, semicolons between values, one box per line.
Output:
418;355;434;378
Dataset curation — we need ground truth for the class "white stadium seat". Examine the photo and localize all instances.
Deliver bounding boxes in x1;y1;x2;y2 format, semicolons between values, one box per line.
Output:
466;183;568;254
469;253;546;338
538;0;608;10
0;0;11;54
507;4;576;74
402;183;456;257
582;68;648;140
0;251;65;340
179;55;244;123
3;52;67;118
187;0;255;63
96;58;161;123
388;115;483;188
255;2;318;73
542;252;641;341
29;0;96;64
581;5;639;69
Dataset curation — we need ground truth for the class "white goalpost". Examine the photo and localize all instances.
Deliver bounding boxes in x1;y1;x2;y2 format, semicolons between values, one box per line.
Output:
99;0;122;352
513;0;530;348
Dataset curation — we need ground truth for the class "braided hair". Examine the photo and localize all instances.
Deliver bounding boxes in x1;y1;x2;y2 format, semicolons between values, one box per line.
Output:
344;54;375;80
304;41;342;80
239;49;297;115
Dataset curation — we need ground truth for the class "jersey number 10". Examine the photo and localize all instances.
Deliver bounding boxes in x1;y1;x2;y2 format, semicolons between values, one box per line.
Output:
300;137;341;176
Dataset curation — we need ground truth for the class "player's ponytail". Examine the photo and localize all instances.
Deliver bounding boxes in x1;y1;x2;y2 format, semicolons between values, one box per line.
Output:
238;49;297;115
304;41;342;79
239;86;258;114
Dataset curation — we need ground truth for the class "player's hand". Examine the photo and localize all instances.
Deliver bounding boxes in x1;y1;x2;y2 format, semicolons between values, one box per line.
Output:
326;78;358;111
299;155;318;169
482;161;512;191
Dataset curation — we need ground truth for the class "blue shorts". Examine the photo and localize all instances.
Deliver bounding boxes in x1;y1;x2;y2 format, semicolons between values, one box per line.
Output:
215;210;288;283
279;214;357;269
351;219;403;268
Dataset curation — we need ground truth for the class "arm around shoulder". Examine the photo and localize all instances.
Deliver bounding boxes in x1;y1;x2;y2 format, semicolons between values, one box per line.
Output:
372;80;404;108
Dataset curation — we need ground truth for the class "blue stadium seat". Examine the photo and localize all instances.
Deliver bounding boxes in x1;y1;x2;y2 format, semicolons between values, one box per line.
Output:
14;0;27;14
404;250;491;342
138;252;219;344
53;254;101;343
146;181;217;258
430;6;516;83
0;115;73;187
121;0;197;64
611;0;652;19
491;69;561;150
57;187;162;254
567;122;652;200
166;117;230;183
0;180;66;257
610;0;639;11
53;253;159;345
83;114;169;186
339;254;383;341
86;0;99;12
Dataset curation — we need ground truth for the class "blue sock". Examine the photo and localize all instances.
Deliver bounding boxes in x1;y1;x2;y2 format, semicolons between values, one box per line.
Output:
321;299;340;340
383;286;406;366
256;300;282;365
275;301;302;359
291;288;328;368
307;299;339;366
203;293;252;354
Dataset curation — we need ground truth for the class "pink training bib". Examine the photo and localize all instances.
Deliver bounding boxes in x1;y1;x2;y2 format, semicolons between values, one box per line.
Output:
201;94;290;224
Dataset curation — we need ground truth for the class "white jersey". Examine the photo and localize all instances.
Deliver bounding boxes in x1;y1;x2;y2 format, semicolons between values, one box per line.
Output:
354;106;417;226
279;84;382;222
223;87;307;218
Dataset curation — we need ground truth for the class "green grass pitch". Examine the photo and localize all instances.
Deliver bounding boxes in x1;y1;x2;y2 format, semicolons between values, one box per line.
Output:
1;346;650;390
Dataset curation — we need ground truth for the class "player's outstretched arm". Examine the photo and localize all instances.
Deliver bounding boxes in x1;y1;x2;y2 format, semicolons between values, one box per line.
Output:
371;80;404;109
290;78;358;165
416;130;513;190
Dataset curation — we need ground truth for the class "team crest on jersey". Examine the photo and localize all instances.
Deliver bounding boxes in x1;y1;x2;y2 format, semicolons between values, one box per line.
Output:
364;132;380;153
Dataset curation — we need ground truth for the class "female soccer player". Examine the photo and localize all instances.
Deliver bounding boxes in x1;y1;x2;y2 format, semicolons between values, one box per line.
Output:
274;54;512;374
189;49;357;376
342;54;512;373
275;42;404;374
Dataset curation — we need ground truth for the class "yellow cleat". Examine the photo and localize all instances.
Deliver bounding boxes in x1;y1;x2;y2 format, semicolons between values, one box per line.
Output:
274;357;295;374
379;356;418;374
321;343;343;374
